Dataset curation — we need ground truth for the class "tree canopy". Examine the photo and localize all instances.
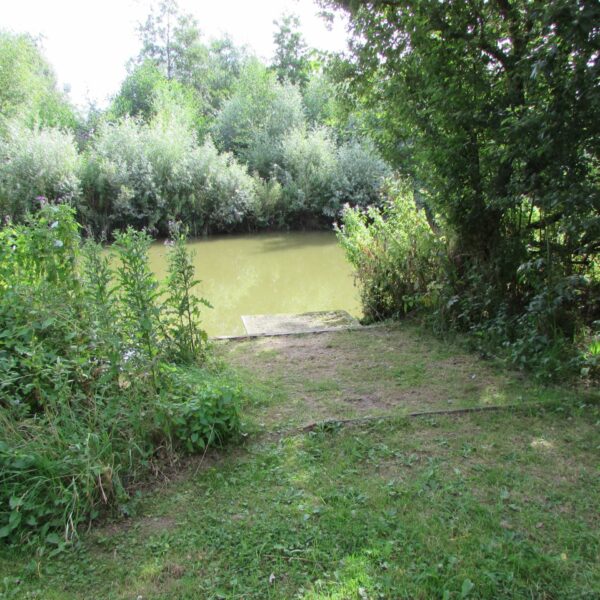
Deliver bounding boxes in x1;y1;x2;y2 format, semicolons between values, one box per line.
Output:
0;31;78;132
327;0;599;376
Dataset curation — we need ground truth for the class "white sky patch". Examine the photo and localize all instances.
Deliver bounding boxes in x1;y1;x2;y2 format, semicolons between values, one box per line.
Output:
2;0;349;109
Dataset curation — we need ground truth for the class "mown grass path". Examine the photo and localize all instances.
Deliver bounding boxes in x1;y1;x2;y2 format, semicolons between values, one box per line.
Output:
1;324;599;599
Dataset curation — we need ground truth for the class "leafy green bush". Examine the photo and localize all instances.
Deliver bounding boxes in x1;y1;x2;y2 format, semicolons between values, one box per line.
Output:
279;127;337;224
81;108;256;237
437;263;599;381
157;370;241;453
212;61;305;169
0;122;81;220
80;118;158;235
250;176;286;229
185;139;256;234
0;204;241;547
242;82;305;177
333;139;390;211
338;180;599;380
337;180;442;321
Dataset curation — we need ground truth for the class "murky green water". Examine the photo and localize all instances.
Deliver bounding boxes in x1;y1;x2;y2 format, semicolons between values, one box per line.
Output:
147;231;361;336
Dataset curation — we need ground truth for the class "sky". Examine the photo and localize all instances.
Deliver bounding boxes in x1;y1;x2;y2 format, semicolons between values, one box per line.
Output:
2;0;349;109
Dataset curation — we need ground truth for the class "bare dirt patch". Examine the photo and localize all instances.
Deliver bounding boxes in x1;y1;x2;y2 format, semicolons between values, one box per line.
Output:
222;324;524;430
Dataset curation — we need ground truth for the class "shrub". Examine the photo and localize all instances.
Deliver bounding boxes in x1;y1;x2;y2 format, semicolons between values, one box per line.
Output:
333;139;391;212
157;370;241;453
0;122;81;220
279;127;337;224
337;180;442;321
250;175;286;229
0;204;240;547
186;139;256;234
80;118;158;235
213;63;305;176
242;82;305;177
143;97;198;226
81;107;198;237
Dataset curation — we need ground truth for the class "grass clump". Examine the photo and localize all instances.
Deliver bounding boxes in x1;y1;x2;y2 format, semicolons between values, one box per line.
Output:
0;202;241;549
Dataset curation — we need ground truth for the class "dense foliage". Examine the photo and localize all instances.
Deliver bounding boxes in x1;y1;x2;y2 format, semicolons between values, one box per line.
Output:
0;204;241;547
0;31;77;133
337;180;442;320
331;0;599;379
0;122;81;220
0;4;390;236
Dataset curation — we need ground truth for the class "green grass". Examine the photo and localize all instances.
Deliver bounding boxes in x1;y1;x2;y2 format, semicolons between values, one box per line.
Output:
1;405;598;599
1;324;599;599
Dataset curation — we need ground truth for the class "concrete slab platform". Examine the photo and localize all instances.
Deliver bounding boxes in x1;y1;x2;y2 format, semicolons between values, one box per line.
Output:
241;310;360;336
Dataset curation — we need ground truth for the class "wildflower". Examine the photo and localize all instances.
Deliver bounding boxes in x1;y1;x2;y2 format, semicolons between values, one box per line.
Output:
123;349;137;362
54;240;63;248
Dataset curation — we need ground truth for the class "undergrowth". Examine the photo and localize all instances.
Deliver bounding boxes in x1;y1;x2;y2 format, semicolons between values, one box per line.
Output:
337;181;600;383
0;202;242;551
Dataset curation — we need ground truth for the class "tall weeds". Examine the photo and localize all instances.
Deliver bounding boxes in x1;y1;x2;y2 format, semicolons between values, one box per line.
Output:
0;204;241;549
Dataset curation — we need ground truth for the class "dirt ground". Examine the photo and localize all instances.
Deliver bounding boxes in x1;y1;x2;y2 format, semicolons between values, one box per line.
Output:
219;323;540;431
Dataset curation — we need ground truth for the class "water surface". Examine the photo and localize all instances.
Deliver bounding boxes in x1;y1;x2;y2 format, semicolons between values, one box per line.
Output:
148;231;361;336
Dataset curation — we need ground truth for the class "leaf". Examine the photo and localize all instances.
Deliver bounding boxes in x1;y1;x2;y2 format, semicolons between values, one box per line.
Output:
0;526;11;538
45;532;61;545
9;496;24;509
461;579;474;598
9;511;22;528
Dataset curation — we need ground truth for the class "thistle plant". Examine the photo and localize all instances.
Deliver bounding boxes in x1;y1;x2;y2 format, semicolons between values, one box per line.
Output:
112;228;163;387
163;221;211;363
81;236;120;372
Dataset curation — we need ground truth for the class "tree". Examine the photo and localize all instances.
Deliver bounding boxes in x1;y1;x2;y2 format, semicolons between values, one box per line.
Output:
325;0;600;367
204;36;249;112
272;14;310;86
325;0;599;257
110;60;166;121
135;0;181;80
132;3;246;119
0;31;77;132
212;60;306;176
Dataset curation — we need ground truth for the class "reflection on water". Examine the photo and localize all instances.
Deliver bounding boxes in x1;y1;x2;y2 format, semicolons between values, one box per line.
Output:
148;231;361;336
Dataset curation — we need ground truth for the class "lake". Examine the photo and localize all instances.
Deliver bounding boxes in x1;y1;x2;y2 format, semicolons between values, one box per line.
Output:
148;231;361;336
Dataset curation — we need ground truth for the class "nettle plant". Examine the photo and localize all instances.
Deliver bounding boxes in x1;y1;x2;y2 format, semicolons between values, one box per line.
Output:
0;204;241;548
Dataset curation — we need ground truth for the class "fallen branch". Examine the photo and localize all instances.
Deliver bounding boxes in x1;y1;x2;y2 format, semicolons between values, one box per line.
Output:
295;402;542;434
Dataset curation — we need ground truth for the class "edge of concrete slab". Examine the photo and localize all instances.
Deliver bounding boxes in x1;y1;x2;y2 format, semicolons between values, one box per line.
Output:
241;310;361;336
211;322;387;342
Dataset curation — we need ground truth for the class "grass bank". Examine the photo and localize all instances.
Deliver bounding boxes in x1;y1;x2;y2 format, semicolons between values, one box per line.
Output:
1;324;598;599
